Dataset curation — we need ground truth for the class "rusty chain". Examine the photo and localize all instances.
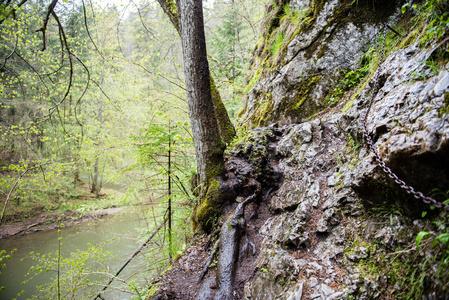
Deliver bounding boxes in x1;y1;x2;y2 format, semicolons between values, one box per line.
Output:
362;24;449;212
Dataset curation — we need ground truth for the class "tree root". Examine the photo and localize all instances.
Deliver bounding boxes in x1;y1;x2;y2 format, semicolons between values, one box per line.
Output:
198;239;219;284
213;180;261;300
195;179;262;299
240;235;256;258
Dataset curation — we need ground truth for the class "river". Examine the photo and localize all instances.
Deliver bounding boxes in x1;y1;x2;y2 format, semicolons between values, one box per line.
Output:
0;207;163;299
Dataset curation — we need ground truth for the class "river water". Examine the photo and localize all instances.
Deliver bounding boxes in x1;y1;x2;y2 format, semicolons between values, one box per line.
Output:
0;207;162;299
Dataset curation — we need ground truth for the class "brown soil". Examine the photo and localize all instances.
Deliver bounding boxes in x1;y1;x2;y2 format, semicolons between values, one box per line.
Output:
0;207;124;239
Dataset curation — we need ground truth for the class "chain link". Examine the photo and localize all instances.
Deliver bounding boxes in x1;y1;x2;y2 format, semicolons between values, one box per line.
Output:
362;25;449;212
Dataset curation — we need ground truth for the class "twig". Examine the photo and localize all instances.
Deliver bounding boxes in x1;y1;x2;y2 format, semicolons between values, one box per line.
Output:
0;165;42;224
0;0;28;25
35;0;59;51
93;217;167;300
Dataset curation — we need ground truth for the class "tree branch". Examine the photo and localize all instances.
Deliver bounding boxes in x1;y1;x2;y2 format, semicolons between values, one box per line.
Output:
93;216;167;300
35;0;59;51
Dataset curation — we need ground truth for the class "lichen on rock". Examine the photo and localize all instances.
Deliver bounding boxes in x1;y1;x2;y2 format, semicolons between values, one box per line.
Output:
239;0;403;128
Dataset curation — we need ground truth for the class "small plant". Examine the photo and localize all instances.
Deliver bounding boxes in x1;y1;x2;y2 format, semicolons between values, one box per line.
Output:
402;0;449;44
327;64;370;106
24;239;117;299
0;248;17;291
370;201;403;219
271;31;285;57
282;4;308;25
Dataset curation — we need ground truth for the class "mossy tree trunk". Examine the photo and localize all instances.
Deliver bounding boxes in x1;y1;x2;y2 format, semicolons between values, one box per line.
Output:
156;0;238;232
176;0;225;184
157;0;236;144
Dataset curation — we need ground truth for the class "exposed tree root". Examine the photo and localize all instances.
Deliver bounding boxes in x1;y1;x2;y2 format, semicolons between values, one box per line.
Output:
240;235;256;258
198;239;219;284
195;179;261;300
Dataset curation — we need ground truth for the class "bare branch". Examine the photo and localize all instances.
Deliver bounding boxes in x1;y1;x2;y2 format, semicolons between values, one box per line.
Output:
91;79;124;113
1;67;26;101
81;0;106;60
35;0;59;51
0;30;18;70
0;164;47;224
46;11;73;116
13;50;50;92
93;217;167;300
130;0;159;40
129;60;186;91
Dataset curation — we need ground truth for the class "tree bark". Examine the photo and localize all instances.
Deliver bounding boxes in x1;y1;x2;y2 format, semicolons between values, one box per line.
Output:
157;0;236;144
176;0;225;184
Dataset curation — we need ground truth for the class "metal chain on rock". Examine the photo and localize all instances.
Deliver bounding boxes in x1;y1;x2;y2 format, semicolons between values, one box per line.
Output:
362;24;449;212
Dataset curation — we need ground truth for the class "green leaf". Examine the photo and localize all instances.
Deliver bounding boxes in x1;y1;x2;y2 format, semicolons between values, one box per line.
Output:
401;3;409;14
431;239;439;248
416;231;429;251
437;233;449;245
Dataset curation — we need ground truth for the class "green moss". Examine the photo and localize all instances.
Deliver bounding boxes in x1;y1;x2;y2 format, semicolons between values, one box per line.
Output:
252;97;274;128
194;178;222;232
204;141;226;183
439;93;449;117
210;76;236;144
244;68;262;94
284;75;322;115
271;31;285;57
241;0;415;127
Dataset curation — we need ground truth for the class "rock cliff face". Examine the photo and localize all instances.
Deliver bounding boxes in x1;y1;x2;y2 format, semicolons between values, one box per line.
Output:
239;0;404;127
244;46;449;298
152;1;449;299
237;0;449;299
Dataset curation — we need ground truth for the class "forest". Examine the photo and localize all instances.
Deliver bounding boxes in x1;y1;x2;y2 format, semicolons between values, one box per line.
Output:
1;0;449;299
0;0;264;298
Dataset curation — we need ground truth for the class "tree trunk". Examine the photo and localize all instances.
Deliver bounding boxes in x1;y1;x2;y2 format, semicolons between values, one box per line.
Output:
157;0;236;144
92;102;103;199
176;0;225;185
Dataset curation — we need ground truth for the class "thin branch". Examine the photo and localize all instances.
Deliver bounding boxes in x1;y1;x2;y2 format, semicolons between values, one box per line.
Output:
0;30;18;70
130;0;159;40
153;98;188;114
71;53;90;130
0;164;46;224
91;79;124;113
81;0;106;60
129;60;186;91
13;50;50;92
1;67;26;101
207;52;231;79
93;217;167;300
46;11;73;116
115;1;131;55
35;0;59;51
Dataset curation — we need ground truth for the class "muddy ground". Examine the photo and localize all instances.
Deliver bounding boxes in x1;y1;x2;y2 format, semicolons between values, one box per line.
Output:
0;207;124;239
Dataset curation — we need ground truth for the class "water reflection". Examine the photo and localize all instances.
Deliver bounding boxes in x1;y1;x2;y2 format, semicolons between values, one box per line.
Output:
0;207;156;299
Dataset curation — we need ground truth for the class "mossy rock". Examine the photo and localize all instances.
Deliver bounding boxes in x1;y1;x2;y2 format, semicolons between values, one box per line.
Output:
241;0;406;128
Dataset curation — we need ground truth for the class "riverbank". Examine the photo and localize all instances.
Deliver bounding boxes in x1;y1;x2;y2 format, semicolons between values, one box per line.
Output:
0;206;126;239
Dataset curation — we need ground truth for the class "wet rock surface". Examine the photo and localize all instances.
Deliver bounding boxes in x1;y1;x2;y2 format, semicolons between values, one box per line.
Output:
152;39;448;299
243;41;449;299
240;0;402;127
